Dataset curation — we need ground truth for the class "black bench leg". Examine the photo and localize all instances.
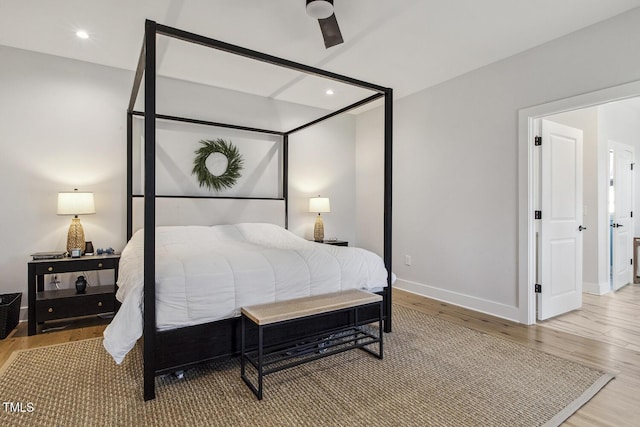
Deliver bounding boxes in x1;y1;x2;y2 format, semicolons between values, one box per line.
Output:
378;301;384;359
240;315;263;400
241;315;246;379
257;325;264;400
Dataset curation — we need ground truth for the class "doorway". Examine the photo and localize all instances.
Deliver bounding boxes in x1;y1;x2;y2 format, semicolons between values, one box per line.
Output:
534;109;636;321
517;80;640;325
609;141;635;291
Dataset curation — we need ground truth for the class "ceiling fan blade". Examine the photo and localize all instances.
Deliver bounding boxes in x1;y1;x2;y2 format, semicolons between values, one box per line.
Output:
318;13;343;48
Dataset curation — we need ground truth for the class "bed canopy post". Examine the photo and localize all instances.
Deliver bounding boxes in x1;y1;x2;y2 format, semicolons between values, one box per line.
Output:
126;112;133;240
127;23;147;240
383;88;393;333
142;19;157;402
283;134;289;229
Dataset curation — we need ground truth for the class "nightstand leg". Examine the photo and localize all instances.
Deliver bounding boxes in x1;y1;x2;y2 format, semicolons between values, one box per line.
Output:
28;265;36;335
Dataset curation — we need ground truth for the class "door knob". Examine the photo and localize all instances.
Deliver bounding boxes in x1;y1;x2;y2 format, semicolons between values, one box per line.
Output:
578;225;587;231
616;223;624;228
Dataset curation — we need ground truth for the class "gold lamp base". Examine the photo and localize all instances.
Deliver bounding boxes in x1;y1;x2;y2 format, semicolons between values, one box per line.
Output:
67;216;85;254
314;214;324;242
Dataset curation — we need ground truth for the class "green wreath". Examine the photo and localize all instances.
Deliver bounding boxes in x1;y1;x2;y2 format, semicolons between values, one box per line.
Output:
192;139;243;191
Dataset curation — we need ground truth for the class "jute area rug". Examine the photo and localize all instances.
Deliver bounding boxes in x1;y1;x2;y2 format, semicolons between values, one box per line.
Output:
0;305;613;427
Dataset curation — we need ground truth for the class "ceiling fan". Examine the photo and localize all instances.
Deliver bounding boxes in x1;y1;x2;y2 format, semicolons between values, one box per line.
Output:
306;0;344;48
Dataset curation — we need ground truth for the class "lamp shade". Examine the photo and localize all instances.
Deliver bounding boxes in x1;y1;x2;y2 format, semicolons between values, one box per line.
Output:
306;0;334;19
309;197;330;213
57;191;96;216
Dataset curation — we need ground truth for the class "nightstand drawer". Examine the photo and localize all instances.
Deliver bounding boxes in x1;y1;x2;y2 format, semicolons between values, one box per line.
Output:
36;288;114;321
33;257;118;275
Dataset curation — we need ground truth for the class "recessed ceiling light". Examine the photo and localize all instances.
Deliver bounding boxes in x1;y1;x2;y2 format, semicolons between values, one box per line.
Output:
325;89;334;95
76;30;89;39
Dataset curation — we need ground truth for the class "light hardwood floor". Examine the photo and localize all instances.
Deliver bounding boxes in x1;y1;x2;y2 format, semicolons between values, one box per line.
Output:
539;283;640;353
1;289;638;426
0;316;108;371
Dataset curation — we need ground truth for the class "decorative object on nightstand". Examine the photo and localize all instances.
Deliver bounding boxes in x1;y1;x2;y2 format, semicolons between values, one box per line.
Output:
85;241;94;256
309;196;330;241
75;276;87;294
57;189;95;255
31;251;65;260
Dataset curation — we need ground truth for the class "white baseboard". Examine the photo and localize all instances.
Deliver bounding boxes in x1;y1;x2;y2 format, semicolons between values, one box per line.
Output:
583;281;610;295
394;278;522;323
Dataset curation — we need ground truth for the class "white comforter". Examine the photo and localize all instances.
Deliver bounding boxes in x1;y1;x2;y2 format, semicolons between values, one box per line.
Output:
103;223;390;364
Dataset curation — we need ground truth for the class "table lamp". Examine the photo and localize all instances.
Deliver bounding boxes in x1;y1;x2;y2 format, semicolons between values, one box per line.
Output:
57;189;95;254
309;196;330;241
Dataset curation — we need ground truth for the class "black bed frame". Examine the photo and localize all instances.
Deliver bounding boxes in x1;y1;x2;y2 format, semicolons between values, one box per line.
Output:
126;20;393;401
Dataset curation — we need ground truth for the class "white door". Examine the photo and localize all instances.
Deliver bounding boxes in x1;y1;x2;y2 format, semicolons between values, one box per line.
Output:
610;141;634;290
538;119;584;320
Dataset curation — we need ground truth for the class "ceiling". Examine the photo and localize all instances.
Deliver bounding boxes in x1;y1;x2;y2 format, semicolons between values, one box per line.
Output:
2;0;640;112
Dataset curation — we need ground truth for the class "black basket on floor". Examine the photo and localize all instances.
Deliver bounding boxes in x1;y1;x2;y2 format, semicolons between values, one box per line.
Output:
0;293;21;339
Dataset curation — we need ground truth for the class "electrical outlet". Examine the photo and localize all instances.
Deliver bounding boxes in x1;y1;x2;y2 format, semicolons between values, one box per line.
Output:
404;255;412;266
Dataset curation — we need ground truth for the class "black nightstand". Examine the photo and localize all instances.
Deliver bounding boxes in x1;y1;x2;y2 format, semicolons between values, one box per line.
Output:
27;254;120;335
313;240;348;247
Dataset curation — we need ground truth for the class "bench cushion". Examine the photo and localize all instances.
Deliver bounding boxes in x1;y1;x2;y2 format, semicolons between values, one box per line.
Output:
241;289;382;325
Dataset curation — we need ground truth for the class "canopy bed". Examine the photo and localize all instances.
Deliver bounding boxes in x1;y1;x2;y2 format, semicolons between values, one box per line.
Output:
109;19;393;401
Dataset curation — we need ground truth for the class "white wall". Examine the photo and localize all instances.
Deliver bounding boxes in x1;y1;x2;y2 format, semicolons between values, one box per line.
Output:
146;120;283;198
355;107;384;255
0;46;358;317
356;8;640;321
288;116;357;243
0;46;131;300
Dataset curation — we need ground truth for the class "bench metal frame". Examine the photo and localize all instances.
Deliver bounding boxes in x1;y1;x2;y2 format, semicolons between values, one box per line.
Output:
240;301;383;400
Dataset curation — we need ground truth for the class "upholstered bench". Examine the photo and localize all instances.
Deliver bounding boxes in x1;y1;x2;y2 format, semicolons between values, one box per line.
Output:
240;289;383;400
